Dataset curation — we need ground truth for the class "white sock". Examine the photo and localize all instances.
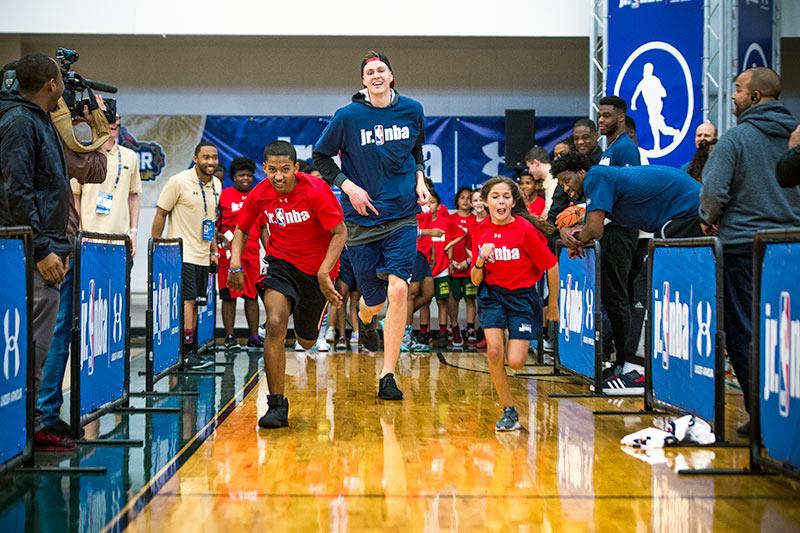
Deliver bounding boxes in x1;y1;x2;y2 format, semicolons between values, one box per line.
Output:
622;362;644;374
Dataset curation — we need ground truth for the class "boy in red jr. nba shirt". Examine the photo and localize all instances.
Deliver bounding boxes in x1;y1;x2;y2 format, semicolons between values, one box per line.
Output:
427;191;464;348
471;177;559;431
228;141;346;429
449;186;478;346
217;156;265;352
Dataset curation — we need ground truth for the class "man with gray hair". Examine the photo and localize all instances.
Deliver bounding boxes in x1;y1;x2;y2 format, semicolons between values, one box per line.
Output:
700;67;800;435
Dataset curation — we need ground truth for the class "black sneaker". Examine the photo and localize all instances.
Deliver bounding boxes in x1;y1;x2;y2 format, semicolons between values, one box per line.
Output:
495;406;521;432
184;352;213;370
602;369;645;395
224;335;240;352
258;395;289;429
736;421;750;437
247;337;262;352
378;373;403;400
358;314;380;352
46;419;85;439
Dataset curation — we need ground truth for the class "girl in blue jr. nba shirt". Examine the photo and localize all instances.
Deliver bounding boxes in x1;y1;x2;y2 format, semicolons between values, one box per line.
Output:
471;177;560;431
312;51;431;402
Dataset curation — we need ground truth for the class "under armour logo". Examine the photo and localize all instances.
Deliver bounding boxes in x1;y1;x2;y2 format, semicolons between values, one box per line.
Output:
481;141;505;177
696;301;712;357
3;309;21;380
112;293;123;344
493;233;502;239
278;198;289;203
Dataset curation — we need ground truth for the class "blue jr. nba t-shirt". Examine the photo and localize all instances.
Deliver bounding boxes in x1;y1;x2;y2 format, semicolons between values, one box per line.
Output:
599;132;641;167
583;165;701;233
314;93;424;227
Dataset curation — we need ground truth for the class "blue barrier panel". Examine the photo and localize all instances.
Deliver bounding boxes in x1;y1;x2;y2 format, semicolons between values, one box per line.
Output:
646;239;723;436
754;231;800;478
147;239;183;389
0;228;32;473
556;242;601;388
72;232;131;429
196;272;216;352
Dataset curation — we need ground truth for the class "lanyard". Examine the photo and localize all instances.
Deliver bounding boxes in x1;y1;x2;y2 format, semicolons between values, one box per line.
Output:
111;146;122;190
198;177;218;218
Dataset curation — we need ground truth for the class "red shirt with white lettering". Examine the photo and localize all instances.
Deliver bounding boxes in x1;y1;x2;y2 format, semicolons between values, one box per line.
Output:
236;172;344;277
449;211;474;279
416;211;432;255
218;186;261;262
428;211;462;277
471;215;556;290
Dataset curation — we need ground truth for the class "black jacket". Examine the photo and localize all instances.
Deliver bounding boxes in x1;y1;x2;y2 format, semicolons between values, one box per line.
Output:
0;94;72;262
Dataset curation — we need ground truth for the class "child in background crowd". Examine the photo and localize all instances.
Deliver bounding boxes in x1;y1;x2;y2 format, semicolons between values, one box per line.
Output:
470;177;559;431
427;190;464;348
519;172;545;216
449;187;478;345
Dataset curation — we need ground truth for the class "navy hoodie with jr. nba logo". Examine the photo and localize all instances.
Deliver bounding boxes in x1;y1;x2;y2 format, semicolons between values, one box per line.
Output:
313;89;425;228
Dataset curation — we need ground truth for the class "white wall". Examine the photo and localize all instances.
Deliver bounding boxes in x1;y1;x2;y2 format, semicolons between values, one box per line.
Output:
0;0;590;37
2;35;589;117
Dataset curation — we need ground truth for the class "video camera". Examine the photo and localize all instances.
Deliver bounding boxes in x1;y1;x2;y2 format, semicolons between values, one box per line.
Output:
56;47;118;122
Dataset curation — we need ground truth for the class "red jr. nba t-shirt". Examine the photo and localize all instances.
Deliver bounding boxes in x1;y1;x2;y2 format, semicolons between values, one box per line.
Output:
217;186;261;261
236;172;344;277
449;211;474;279
471;216;556;290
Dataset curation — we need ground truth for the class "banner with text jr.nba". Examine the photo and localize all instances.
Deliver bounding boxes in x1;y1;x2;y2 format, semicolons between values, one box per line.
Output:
196;273;216;350
79;241;128;416
759;241;800;468
151;243;182;376
650;245;717;423
557;246;598;380
607;0;703;167
0;239;28;468
738;0;774;71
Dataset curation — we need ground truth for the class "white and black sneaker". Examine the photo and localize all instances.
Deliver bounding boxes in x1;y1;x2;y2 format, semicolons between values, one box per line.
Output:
603;369;645;395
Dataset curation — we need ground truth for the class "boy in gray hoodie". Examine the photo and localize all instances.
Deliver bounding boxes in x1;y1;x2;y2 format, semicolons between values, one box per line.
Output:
700;67;800;434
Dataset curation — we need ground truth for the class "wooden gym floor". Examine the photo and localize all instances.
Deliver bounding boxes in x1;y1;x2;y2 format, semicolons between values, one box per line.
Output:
118;350;800;532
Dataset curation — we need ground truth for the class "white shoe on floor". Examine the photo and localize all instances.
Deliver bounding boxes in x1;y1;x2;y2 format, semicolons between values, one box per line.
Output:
315;338;329;352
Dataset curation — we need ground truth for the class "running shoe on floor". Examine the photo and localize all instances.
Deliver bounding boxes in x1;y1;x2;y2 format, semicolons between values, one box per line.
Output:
378;373;403;400
495;406;521;432
185;352;214;370
246;337;262;351
34;429;76;452
258;395;289;429
603;369;645;395
358;315;380;352
335;336;348;351
451;325;464;348
224;335;240;352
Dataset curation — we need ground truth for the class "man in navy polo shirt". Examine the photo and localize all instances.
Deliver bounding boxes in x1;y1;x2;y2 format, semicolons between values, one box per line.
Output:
313;51;431;401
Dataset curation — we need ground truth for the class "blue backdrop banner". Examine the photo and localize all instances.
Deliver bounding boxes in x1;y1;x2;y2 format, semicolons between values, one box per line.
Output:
197;273;216;349
557;247;598;380
202;115;578;209
151;243;182;375
738;0;774;71
79;241;128;416
607;0;704;167
650;246;717;423
759;242;800;468
0;239;28;467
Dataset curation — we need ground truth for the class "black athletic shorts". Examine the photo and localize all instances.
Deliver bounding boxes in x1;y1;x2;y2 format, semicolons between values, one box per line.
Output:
257;256;327;341
182;262;210;304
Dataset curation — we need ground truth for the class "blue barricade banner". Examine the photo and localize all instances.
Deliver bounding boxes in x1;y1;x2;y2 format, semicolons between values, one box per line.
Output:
607;0;704;167
196;273;216;349
151;243;182;375
79;242;128;416
650;246;717;423
759;242;800;467
557;247;598;380
0;239;28;466
738;0;773;71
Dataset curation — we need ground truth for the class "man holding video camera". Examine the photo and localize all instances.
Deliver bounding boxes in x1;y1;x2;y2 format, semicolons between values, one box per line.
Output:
0;52;110;452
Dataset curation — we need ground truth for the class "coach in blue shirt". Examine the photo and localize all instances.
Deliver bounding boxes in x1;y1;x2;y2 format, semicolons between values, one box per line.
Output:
552;152;702;252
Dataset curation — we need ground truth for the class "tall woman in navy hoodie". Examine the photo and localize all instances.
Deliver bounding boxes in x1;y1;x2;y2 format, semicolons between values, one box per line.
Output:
313;51;431;401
